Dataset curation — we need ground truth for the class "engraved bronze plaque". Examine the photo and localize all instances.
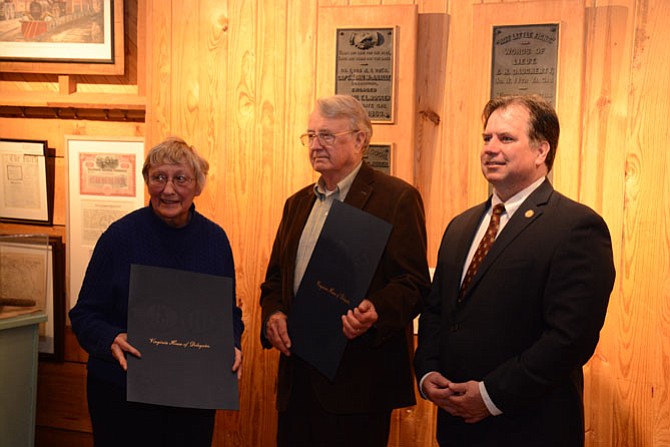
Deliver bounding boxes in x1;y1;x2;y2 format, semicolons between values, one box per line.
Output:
363;144;392;174
491;24;559;106
336;28;395;123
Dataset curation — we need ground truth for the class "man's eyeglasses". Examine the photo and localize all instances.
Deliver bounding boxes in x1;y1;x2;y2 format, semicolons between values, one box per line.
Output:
148;174;194;189
299;129;359;146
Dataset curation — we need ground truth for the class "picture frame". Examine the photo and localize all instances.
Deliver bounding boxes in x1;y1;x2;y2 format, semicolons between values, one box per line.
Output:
0;0;124;75
0;138;52;225
335;27;397;123
65;135;145;309
363;143;394;175
0;234;65;361
490;24;559;106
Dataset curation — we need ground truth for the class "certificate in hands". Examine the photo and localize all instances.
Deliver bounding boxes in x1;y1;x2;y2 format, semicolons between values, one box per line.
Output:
289;200;392;380
127;265;239;410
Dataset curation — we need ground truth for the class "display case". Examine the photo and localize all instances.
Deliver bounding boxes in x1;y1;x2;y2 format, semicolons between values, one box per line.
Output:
0;311;47;446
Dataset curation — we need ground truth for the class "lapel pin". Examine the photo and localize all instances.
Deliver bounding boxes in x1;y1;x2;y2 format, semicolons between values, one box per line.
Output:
524;209;535;218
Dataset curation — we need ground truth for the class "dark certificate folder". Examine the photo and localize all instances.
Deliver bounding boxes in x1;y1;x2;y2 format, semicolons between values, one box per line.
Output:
126;265;239;410
289;200;392;380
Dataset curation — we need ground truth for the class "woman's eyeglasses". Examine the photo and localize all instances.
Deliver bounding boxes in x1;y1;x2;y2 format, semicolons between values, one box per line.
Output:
147;174;194;189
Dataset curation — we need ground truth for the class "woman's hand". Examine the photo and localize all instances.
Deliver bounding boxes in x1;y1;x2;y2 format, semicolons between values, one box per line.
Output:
111;333;141;371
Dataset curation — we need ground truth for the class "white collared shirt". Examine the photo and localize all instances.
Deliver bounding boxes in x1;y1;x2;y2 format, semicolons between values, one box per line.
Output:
461;176;546;284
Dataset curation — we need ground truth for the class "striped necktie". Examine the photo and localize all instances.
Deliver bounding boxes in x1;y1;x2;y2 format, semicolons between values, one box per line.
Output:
459;204;505;299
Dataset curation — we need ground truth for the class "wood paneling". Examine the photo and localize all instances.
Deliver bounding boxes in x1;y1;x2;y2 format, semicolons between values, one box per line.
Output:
600;0;670;445
35;427;93;447
36;361;90;433
2;0;670;446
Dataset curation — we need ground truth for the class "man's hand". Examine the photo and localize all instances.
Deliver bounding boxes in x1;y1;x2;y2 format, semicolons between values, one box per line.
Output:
342;299;378;339
442;380;491;423
422;372;456;407
265;311;291;356
111;333;141;371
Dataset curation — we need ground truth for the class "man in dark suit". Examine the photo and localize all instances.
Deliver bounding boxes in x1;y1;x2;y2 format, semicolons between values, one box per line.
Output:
414;95;615;446
260;94;431;447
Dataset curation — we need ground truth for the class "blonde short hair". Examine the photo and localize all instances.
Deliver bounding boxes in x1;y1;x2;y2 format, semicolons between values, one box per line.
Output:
142;137;209;190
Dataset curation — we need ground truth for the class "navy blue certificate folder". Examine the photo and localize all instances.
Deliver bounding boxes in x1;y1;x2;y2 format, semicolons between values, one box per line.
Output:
289;200;392;380
126;265;239;410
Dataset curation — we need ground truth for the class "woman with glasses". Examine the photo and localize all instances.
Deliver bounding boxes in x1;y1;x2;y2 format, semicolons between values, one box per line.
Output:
69;136;243;447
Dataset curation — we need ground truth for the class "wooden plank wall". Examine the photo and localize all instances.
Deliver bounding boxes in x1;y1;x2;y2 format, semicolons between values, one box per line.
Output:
1;0;669;445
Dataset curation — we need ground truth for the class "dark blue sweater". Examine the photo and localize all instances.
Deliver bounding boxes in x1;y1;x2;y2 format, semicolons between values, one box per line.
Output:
69;205;244;387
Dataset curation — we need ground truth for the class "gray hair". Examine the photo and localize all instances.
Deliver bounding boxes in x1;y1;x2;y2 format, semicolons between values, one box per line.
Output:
142;136;209;190
315;95;373;150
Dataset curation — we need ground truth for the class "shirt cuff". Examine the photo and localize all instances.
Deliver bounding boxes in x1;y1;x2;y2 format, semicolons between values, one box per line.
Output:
479;381;503;416
418;372;437;400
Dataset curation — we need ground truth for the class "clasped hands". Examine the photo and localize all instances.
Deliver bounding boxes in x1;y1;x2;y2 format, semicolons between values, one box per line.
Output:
265;299;378;356
422;372;491;423
110;333;243;378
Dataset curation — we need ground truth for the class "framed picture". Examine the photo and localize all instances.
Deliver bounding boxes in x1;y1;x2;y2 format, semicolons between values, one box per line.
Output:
0;0;124;75
363;143;394;175
0;138;52;225
490;24;559;106
335;27;397;123
0;234;65;361
66;135;145;309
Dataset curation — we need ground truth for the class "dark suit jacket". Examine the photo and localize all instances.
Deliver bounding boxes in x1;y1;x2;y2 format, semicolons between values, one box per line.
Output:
414;180;615;446
260;162;431;413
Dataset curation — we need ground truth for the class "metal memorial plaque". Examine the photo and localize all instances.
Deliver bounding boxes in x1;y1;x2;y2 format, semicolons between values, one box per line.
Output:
491;24;559;106
363;144;392;174
336;28;395;123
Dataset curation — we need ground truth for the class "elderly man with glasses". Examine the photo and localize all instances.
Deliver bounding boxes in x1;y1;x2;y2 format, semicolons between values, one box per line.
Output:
260;94;431;447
